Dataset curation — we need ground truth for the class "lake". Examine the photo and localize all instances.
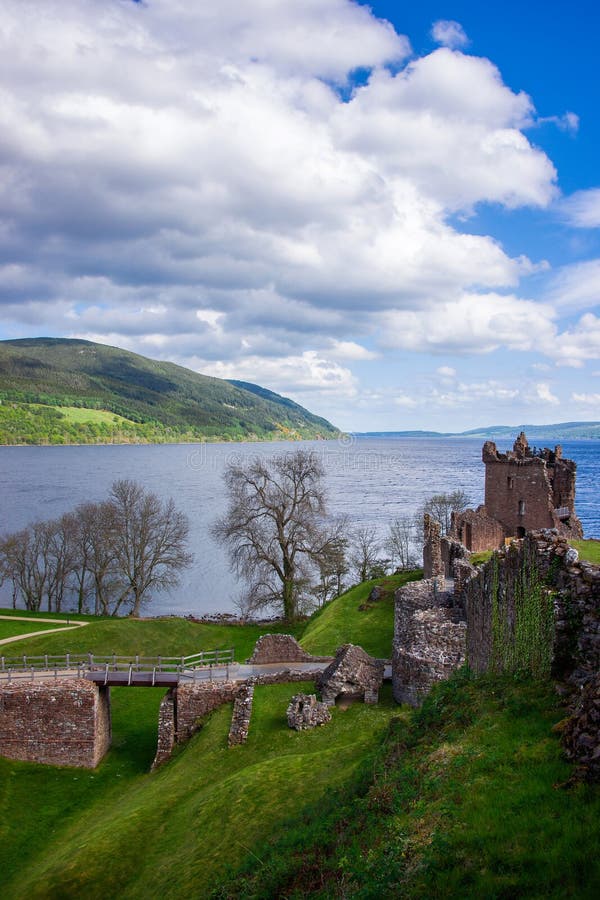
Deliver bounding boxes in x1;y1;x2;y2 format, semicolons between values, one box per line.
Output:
1;436;598;616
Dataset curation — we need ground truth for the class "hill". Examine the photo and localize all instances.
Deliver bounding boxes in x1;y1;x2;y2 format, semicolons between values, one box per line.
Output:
0;338;339;444
358;421;600;441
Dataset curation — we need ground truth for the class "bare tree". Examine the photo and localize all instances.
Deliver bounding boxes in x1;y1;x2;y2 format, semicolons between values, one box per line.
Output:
108;480;193;617
385;516;418;571
311;526;349;608
422;490;471;536
213;450;339;622
349;526;389;583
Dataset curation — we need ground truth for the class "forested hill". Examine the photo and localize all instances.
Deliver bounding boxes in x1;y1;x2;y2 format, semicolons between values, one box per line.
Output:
0;338;339;444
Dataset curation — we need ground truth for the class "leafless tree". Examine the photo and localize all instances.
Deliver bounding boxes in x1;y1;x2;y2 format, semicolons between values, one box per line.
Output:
213;449;340;622
348;526;389;583
385;516;419;571
108;480;193;617
422;489;471;536
0;482;192;617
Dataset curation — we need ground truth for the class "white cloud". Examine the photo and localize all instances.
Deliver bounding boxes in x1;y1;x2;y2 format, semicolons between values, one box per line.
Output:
201;351;358;398
379;293;556;355
571;392;600;406
560;188;600;228
327;340;378;360
523;382;560;406
436;366;457;378
548;313;600;367
431;20;469;50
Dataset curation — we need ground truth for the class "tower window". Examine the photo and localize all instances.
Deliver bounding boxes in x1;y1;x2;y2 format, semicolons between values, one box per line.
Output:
507;476;514;489
518;500;526;516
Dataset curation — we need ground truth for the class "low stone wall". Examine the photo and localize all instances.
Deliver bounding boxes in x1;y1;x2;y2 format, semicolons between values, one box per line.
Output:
393;579;466;707
228;684;254;747
247;634;330;664
563;672;600;781
175;681;238;742
152;688;177;769
464;532;600;685
0;678;111;768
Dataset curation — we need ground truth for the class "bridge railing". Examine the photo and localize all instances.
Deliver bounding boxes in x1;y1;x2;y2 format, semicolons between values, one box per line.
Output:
0;647;236;677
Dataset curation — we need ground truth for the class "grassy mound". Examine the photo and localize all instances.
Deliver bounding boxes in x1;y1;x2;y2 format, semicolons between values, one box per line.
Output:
215;671;600;898
1;684;399;899
301;571;422;658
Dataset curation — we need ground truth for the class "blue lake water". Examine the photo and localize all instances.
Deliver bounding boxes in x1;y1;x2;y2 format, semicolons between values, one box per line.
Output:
1;436;598;617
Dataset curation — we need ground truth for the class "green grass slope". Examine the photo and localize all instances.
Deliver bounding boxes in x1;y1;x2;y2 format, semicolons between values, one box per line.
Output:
0;337;339;444
217;671;600;899
301;572;422;659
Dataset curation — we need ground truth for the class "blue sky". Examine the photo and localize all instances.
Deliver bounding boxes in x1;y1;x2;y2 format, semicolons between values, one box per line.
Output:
1;0;599;431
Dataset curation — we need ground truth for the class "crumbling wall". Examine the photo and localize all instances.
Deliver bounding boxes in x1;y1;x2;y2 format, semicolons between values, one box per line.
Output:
423;514;443;580
175;681;238;742
393;579;466;707
247;634;330;664
452;506;505;552
464;532;599;685
0;678;111;768
482;434;582;539
228;684;254;747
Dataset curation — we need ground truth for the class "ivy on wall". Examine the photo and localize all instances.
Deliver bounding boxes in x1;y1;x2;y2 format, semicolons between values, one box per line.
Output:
490;544;555;678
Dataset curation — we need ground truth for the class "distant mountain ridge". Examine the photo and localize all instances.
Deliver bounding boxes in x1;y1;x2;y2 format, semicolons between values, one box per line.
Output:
0;337;339;444
357;422;600;441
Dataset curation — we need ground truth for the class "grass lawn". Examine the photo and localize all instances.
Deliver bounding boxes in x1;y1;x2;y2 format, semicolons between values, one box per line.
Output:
1;683;399;899
216;671;600;899
39;404;134;426
0;620;74;641
0;613;303;663
572;538;600;565
301;571;422;658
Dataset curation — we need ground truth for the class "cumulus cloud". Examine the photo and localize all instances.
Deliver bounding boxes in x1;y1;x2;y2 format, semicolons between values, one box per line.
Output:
431;20;470;49
378;293;557;355
0;0;581;417
547;259;600;312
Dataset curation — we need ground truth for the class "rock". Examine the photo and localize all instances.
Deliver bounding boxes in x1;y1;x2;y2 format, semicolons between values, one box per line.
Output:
286;693;331;730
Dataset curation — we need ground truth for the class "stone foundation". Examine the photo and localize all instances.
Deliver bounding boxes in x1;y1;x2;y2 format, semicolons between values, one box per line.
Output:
0;678;111;768
287;693;331;730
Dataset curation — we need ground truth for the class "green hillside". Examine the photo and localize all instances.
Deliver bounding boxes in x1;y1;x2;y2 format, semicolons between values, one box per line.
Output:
1;574;598;899
0;338;339;444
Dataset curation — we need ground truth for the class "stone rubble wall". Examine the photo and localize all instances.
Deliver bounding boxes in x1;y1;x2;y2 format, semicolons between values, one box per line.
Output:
464;531;600;685
287;693;331;730
228;684;254;747
393;579;466;707
246;633;331;664
562;672;600;780
0;678;111;768
152;688;176;770
175;681;239;743
317;643;384;706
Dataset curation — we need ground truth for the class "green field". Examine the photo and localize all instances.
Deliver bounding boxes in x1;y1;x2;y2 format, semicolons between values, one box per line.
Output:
0;619;75;641
572;538;600;565
0;570;598;898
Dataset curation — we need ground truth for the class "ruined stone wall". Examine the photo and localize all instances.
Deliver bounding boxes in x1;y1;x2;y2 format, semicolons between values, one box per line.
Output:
175;681;238;742
393;579;466;707
228;684;254;747
452;506;505;552
152;688;176;770
0;678;111;768
247;634;318;664
423;514;443;580
484;457;554;536
464;532;600;685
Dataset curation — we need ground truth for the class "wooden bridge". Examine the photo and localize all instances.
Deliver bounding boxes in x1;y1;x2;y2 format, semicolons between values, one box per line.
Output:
0;648;236;687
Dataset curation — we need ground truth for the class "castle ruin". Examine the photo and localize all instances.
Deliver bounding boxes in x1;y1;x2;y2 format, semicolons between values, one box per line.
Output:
452;432;582;551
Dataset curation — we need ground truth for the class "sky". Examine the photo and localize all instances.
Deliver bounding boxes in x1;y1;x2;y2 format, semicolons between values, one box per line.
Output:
1;0;600;433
